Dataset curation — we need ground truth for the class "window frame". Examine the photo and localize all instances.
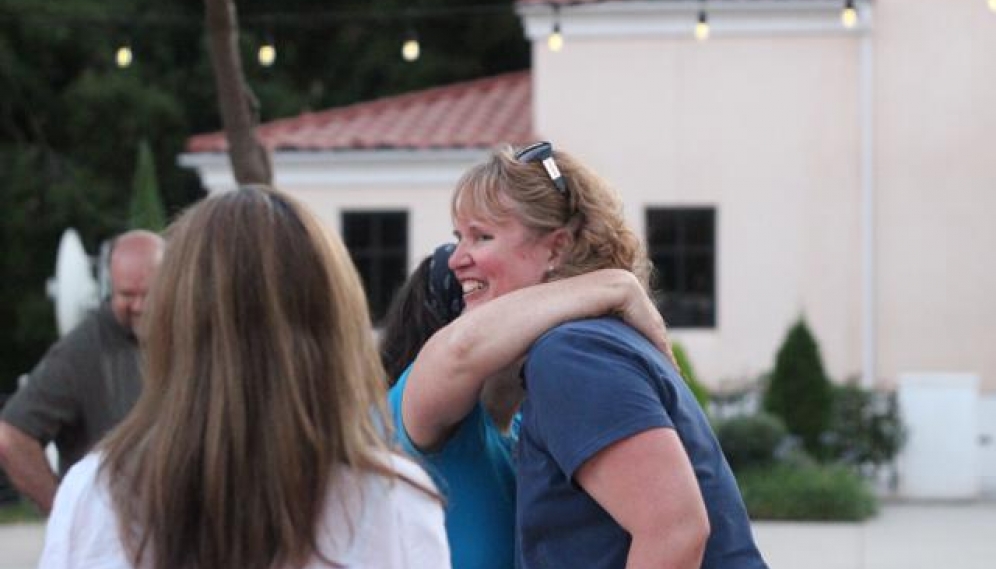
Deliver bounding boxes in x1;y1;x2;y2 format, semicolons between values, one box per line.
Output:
645;206;717;329
340;209;409;324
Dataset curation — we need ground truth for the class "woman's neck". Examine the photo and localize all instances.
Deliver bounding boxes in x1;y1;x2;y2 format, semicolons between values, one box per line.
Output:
480;363;525;432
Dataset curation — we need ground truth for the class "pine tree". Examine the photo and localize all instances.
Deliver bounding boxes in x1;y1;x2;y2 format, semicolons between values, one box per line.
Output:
763;318;833;457
128;140;167;231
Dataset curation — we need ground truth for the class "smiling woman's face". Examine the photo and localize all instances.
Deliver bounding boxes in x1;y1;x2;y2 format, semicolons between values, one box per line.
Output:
448;209;558;312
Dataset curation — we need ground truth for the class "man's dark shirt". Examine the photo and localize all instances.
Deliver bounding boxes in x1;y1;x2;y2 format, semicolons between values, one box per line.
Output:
1;304;142;475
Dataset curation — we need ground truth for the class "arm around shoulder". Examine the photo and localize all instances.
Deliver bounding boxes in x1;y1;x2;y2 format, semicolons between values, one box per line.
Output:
401;268;668;449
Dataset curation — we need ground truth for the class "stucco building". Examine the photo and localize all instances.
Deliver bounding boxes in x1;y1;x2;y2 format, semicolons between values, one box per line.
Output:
182;0;996;497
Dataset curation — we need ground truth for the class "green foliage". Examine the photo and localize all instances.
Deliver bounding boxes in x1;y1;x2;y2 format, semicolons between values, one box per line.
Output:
714;413;787;472
737;462;877;521
0;500;43;524
129;140;167;231
0;0;529;394
763;318;833;457
822;383;906;470
671;341;710;408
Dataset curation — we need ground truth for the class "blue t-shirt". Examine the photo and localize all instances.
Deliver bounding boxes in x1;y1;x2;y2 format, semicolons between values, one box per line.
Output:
517;318;768;569
388;365;518;569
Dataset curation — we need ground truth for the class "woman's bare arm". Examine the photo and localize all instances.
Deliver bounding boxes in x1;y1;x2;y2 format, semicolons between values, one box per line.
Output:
401;268;669;450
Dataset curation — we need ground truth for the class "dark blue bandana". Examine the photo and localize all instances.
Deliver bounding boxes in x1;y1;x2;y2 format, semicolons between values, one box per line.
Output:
426;243;464;324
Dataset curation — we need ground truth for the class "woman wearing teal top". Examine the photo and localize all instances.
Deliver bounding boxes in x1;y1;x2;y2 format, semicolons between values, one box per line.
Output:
380;245;669;569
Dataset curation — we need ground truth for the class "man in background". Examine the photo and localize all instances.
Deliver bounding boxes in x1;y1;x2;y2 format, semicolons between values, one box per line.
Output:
0;230;164;513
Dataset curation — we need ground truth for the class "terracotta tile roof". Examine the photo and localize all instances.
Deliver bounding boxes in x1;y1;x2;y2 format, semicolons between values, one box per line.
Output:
186;71;534;153
516;0;827;4
517;0;606;5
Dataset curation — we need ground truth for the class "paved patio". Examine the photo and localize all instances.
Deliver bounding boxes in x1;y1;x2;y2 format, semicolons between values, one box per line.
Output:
2;501;993;569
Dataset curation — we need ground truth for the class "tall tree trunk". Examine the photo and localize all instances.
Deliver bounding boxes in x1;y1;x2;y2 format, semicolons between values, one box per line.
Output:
204;0;272;185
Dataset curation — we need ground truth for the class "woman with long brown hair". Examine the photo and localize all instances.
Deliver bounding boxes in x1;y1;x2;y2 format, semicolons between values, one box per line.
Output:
38;186;450;569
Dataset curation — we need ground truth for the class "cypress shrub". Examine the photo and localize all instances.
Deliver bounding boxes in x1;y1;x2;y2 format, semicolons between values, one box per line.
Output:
763;318;832;457
672;341;710;409
128;139;167;231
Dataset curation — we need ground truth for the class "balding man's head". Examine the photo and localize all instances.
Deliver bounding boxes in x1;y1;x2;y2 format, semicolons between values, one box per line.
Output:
109;230;165;335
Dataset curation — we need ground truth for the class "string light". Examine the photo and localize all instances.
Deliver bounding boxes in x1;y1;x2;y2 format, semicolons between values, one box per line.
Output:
694;10;710;41
547;23;563;52
115;43;133;68
547;5;563;52
401;28;420;62
841;0;858;29
258;35;276;67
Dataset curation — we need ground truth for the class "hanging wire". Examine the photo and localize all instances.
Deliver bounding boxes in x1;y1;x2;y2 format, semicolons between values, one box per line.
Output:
0;3;519;29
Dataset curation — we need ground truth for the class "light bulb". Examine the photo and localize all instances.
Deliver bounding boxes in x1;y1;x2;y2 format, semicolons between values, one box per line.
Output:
841;1;858;28
402;38;420;62
115;45;133;68
694;12;709;41
258;44;276;67
547;27;564;52
988;0;995;12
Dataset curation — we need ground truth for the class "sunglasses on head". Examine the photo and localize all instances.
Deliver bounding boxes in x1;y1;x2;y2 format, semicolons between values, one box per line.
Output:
515;141;568;196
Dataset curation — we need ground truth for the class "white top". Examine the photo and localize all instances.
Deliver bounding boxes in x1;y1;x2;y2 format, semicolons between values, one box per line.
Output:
38;452;451;569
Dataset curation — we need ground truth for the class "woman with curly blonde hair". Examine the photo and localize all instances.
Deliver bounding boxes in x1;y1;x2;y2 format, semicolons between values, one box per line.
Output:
405;142;767;569
39;186;450;569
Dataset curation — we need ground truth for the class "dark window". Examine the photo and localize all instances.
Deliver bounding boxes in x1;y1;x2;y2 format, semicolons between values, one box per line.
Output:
646;208;716;328
341;211;408;323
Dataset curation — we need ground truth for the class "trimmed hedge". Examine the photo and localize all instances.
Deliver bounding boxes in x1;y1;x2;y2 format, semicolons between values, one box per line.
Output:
714;412;787;471
737;462;877;522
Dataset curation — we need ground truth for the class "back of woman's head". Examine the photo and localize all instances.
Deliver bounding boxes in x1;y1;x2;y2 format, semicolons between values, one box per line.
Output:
451;143;652;288
103;186;390;569
379;243;463;384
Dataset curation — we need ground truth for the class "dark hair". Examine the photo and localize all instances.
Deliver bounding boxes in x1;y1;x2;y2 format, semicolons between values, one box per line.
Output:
379;244;463;384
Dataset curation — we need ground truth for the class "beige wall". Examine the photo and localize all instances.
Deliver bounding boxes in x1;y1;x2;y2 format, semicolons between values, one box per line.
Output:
183;1;996;392
181;151;479;268
874;0;996;390
289;185;455;263
531;0;996;391
533;33;863;389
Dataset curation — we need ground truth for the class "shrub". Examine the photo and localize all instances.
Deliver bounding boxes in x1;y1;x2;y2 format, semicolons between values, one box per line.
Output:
763;318;832;457
737;462;877;521
0;499;42;524
671;341;710;409
714;413;787;472
822;383;906;472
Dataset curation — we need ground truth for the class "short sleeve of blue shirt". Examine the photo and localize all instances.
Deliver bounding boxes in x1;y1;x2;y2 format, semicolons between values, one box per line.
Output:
517;318;769;569
387;364;518;569
522;320;672;479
